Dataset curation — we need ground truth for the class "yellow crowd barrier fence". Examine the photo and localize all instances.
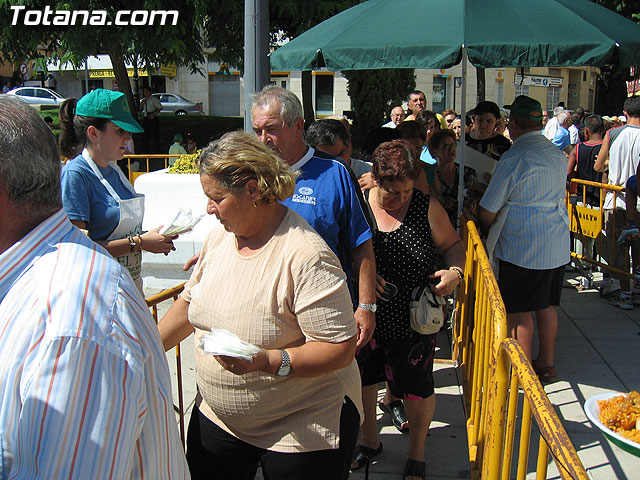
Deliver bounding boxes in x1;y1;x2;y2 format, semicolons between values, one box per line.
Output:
566;178;632;280
61;154;181;185
453;220;588;479
142;219;589;477
122;154;181;184
146;282;187;447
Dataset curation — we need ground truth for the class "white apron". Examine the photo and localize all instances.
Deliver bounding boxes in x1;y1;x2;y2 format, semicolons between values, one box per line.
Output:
83;149;145;291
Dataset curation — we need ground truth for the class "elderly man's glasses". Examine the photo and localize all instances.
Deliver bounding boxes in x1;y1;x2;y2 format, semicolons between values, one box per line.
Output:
440;142;457;150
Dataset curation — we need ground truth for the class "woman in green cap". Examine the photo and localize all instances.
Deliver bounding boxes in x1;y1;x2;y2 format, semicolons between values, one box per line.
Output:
60;88;176;290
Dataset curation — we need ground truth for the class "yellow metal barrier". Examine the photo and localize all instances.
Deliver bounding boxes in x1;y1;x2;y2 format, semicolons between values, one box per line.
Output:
454;219;589;479
145;217;589;477
123;154;181;184
60;154;182;185
454;220;508;473
483;338;588;480
566;178;632;279
146;283;187;447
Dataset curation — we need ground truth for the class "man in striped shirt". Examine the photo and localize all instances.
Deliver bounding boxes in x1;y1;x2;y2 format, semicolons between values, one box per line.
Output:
479;95;570;383
0;96;189;478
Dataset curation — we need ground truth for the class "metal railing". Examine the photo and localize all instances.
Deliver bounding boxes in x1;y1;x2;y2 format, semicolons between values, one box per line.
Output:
122;154;182;184
60;154;182;185
454;219;509;473
483;338;588;480
144;218;590;477
566;178;631;280
145;282;187;447
453;220;588;479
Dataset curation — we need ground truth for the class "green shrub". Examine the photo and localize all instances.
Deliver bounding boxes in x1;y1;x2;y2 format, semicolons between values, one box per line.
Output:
134;114;244;153
35;106;243;154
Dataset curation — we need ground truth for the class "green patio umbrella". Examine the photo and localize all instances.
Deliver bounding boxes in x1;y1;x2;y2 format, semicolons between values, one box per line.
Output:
270;0;640;228
270;0;640;71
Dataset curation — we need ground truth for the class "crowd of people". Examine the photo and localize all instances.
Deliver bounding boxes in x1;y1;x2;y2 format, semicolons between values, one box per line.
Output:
1;80;638;480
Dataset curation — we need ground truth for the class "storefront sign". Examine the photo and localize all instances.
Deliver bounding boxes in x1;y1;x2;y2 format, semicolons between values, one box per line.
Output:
90;68;148;78
159;63;177;77
514;74;563;88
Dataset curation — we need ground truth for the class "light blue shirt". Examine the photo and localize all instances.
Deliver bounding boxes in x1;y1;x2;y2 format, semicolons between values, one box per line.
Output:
552;125;571;151
0;210;189;479
480;131;570;269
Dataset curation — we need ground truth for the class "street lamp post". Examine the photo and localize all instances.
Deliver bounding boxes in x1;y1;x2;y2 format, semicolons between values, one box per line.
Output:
244;0;270;132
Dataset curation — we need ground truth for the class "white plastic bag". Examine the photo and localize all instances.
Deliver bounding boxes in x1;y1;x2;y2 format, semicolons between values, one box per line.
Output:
409;285;446;335
200;328;261;361
159;208;204;236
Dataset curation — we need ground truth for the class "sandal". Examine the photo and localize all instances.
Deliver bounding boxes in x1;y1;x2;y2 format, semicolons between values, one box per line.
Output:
351;442;383;471
403;459;425;480
532;361;557;383
378;400;409;433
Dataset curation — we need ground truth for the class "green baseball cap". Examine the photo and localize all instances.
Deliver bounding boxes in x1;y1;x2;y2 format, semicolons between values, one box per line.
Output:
76;89;143;133
504;95;543;122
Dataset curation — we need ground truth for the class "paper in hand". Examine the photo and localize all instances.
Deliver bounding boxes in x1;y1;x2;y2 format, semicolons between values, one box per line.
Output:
201;328;261;361
159;208;204;236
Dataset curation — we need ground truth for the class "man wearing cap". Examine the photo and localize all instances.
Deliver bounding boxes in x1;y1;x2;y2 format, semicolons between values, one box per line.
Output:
60;89;176;291
479;95;570;383
169;132;188;158
0;95;189;479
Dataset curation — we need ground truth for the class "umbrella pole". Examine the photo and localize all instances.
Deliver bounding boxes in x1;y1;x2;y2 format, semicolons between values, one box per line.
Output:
456;46;468;232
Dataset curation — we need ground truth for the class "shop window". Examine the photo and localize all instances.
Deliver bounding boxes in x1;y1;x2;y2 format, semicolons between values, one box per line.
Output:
546;87;560;112
315;75;333;116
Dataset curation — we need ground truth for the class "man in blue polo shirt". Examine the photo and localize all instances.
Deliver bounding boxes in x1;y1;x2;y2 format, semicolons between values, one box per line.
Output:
251;85;377;352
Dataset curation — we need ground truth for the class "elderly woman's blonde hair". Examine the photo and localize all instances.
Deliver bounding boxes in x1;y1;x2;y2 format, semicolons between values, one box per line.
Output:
198;130;297;203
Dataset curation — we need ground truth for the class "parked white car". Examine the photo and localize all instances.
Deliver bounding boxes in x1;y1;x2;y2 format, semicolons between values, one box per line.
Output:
152;93;203;115
6;87;65;105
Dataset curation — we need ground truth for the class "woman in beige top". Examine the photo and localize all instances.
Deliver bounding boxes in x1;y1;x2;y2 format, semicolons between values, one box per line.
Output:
159;131;362;480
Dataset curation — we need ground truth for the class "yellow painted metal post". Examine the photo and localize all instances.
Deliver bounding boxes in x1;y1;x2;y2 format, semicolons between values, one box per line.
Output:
501;373;520;480
536;437;550;480
516;400;532;480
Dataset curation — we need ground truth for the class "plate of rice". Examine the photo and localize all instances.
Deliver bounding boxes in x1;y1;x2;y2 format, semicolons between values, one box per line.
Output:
584;391;640;457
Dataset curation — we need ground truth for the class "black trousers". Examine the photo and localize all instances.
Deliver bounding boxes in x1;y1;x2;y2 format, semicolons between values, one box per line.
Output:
186;396;359;480
141;116;161;158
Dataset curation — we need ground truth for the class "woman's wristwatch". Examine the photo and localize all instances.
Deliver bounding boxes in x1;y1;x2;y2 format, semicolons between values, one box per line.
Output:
358;302;377;312
277;349;291;376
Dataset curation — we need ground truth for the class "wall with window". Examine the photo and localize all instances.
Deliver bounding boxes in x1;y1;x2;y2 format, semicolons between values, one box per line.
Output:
504;66;598;113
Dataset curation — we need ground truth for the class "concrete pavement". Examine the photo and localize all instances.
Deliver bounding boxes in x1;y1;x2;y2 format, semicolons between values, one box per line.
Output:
149;269;640;479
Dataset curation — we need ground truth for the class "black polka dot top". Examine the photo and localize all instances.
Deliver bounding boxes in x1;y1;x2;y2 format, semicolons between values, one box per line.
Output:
373;189;444;342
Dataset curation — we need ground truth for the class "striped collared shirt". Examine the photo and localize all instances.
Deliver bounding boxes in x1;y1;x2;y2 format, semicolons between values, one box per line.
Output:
0;209;189;479
480;131;570;269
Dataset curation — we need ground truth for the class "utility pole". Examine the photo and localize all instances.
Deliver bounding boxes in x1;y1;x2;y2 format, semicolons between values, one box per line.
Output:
244;0;270;132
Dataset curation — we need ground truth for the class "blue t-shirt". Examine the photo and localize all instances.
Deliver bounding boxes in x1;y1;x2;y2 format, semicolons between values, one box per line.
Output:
282;149;372;283
552;126;571;151
61;154;137;241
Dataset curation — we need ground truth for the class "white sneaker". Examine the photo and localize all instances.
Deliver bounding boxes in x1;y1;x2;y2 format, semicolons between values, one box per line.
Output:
633;293;640;306
609;292;633;310
599;280;621;298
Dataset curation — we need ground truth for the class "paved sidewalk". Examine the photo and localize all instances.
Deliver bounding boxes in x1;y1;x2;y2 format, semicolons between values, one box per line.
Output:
150;270;640;479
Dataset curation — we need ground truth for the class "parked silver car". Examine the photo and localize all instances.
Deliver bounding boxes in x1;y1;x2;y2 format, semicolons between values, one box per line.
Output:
152;93;203;115
6;87;65;105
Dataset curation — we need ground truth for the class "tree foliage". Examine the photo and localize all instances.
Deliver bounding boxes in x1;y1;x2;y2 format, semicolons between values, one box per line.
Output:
0;0;208;114
590;0;640;114
342;69;415;149
203;0;360;70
